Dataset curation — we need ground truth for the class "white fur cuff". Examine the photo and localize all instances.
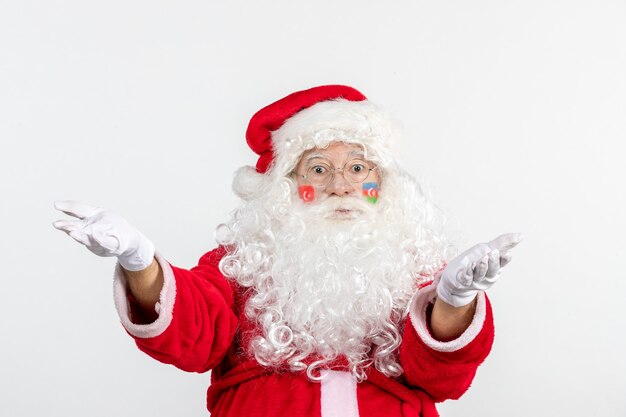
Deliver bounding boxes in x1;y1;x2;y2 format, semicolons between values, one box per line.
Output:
113;252;176;339
409;281;486;352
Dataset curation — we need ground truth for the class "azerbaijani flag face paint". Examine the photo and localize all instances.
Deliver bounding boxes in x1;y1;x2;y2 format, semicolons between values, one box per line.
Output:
298;185;315;202
362;182;379;204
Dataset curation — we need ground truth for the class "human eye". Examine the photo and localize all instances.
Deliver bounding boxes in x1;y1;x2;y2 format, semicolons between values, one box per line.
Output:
307;162;330;177
312;165;327;175
349;161;367;173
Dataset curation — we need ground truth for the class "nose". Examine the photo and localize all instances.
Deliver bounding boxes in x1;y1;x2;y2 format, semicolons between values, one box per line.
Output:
325;171;356;196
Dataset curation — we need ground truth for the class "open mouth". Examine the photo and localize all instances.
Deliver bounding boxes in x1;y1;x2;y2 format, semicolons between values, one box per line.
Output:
328;208;360;220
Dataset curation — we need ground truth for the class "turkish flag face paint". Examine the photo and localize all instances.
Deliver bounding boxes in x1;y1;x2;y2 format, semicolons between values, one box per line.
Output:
298;185;315;202
362;182;379;204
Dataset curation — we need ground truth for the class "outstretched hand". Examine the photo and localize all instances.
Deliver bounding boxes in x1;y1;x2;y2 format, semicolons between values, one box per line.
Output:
53;200;155;271
436;233;523;308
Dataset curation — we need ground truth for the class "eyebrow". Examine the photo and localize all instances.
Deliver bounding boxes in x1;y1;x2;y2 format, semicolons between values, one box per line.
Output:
303;150;366;164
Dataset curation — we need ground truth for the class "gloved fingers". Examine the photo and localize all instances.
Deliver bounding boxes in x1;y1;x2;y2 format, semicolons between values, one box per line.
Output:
472;254;489;282
500;251;513;268
487;233;524;253
464;243;491;263
476;250;502;288
471;251;503;290
54;200;103;220
457;261;474;287
67;229;91;246
90;224;122;253
52;219;83;233
485;249;501;279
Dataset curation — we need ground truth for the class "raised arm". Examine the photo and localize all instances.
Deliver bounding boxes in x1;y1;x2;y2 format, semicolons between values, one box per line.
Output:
53;200;163;320
53;200;238;372
431;233;523;340
400;233;523;401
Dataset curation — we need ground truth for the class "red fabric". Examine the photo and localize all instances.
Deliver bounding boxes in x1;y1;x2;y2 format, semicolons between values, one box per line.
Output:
363;369;439;417
124;248;494;416
245;85;368;173
207;360;440;417
129;247;239;373
400;300;495;403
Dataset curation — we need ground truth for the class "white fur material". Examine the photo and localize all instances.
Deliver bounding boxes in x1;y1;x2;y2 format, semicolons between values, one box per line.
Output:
222;153;451;380
232;165;269;201
269;99;401;178
320;370;360;417
409;279;486;352
113;252;176;339
224;96;453;381
233;99;402;203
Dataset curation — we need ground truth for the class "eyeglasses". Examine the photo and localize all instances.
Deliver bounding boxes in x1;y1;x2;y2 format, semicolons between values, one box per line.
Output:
298;158;378;188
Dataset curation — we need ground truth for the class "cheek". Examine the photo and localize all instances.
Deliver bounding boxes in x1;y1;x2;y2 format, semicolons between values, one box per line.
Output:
362;182;379;204
298;185;315;202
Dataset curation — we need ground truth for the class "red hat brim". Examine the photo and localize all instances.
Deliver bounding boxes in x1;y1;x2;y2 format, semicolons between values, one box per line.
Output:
246;85;368;173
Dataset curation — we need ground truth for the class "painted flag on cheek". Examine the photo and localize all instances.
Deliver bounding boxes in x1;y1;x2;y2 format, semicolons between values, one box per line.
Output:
298;185;315;202
362;182;379;204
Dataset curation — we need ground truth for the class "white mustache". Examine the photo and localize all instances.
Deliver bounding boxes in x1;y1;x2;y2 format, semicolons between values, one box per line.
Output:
308;196;374;218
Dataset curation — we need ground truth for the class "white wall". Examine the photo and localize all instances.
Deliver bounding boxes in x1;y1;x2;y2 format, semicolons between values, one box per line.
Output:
1;1;625;416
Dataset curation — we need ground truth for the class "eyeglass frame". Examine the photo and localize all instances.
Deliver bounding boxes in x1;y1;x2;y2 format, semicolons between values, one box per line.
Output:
295;158;379;188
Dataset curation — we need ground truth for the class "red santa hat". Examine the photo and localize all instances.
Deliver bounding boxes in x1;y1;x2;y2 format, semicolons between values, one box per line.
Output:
234;85;399;199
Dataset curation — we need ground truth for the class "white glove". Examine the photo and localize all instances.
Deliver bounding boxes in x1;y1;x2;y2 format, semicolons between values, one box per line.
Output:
53;200;155;271
436;233;523;308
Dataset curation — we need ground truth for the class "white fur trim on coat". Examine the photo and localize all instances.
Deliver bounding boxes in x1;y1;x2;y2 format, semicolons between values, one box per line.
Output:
409;279;486;352
113;252;176;339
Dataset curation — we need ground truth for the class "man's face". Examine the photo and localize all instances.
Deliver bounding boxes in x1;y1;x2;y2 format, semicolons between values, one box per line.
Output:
293;142;381;217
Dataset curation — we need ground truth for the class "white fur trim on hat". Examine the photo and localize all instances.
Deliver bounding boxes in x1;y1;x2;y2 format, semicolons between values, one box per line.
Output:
268;99;401;178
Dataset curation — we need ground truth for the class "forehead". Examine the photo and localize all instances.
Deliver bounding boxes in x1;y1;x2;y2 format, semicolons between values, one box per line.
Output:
298;142;366;163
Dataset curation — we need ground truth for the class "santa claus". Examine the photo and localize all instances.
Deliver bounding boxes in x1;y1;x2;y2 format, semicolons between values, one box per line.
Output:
53;85;522;417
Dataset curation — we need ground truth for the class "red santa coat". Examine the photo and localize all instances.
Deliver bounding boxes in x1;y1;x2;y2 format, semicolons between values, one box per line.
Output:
113;247;495;417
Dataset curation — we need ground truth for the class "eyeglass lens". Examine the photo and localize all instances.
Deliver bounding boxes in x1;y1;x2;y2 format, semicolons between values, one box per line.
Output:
305;159;372;186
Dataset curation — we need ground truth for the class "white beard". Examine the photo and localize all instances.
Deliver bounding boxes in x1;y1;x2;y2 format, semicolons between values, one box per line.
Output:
218;173;449;381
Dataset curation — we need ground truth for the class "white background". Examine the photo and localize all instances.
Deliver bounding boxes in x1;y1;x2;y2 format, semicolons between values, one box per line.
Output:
1;1;625;416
